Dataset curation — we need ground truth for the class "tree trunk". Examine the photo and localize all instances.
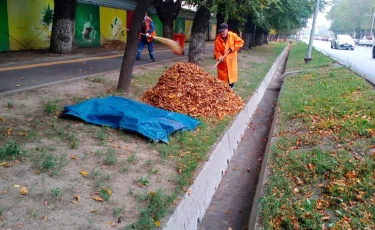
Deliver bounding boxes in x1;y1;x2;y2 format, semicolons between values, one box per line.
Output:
215;2;225;37
154;0;182;39
162;18;175;39
243;15;255;50
263;30;269;44
49;0;77;54
118;0;152;92
227;18;240;34
188;0;213;66
255;26;263;46
250;25;256;47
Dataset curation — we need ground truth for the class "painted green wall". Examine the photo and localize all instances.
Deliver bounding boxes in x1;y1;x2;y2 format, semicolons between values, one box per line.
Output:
174;18;185;34
0;0;10;51
149;14;162;37
75;3;100;47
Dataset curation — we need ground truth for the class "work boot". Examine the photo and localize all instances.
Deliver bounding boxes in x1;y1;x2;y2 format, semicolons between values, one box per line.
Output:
135;57;140;61
150;58;155;62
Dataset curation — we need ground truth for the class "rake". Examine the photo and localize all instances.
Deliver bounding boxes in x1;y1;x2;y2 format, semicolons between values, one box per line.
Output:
209;50;231;73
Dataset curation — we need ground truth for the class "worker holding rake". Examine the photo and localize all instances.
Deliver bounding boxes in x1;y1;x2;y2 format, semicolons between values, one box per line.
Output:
136;13;156;62
214;23;244;88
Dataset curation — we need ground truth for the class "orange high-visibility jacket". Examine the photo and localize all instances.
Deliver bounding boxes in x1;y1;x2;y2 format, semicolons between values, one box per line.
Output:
214;31;244;84
139;16;156;42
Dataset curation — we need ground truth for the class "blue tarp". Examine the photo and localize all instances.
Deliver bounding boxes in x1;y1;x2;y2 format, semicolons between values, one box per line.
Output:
60;96;200;143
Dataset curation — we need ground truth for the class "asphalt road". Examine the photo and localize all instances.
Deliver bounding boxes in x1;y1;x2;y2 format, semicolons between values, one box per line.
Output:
0;45;214;94
310;40;375;83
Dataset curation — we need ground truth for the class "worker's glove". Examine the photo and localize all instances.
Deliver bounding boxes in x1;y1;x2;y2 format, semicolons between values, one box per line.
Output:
146;33;150;37
228;48;233;53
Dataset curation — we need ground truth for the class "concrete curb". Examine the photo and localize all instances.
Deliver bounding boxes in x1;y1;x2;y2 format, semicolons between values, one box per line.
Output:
163;46;290;230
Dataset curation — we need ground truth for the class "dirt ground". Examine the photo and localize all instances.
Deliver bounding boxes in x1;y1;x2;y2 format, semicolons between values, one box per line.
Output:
0;44;276;230
0;61;180;230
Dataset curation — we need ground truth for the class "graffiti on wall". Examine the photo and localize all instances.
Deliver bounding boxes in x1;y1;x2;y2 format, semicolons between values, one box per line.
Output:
184;20;193;41
75;3;100;47
0;0;9;52
7;0;54;51
99;7;127;45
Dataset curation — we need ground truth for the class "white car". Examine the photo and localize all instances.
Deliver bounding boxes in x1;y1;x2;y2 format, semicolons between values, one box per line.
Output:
331;35;355;50
359;36;373;47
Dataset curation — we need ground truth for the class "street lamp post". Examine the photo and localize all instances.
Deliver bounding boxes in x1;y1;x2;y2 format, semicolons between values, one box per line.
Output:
371;12;375;40
304;0;321;64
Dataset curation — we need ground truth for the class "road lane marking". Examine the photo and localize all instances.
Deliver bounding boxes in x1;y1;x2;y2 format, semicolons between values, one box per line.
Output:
0;48;186;72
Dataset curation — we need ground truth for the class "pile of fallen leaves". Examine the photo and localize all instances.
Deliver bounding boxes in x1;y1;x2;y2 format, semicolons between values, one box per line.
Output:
140;62;244;119
100;40;126;50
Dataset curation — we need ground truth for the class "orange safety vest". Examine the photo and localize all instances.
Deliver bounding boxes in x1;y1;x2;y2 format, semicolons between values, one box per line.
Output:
214;31;244;84
139;16;156;42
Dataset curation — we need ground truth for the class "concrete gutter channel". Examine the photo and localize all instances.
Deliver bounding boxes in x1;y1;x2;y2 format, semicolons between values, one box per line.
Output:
162;44;291;230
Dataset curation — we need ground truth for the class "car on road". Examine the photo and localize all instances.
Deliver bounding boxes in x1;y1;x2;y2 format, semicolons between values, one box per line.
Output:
359;36;373;47
331;35;355;50
322;36;329;41
353;38;360;45
372;43;375;58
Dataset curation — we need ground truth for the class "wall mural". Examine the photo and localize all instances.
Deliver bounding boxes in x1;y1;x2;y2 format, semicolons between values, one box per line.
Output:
7;0;54;51
0;0;9;52
99;6;127;45
75;3;100;48
184;20;193;41
0;1;215;52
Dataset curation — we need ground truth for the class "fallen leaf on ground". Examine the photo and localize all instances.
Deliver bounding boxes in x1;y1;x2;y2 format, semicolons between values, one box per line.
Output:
42;216;47;221
0;117;5;121
74;195;80;201
16;84;23;87
80;169;89;176
7;128;12;136
20;186;28;195
91;196;103;202
188;189;192;196
247;168;251;173
106;221;112;225
71;155;76;160
14;184;21;188
89;209;99;212
154;221;161;227
71;200;78;205
0;190;8;195
0;162;10;167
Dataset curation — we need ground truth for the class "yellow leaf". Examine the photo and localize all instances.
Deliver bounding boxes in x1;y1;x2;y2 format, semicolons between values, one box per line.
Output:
0;162;10;167
42;216;47;221
154;221;161;227
7;128;12;136
92;196;103;202
14;184;21;188
18;132;28;136
106;221;112;225
103;188;112;195
71;200;78;205
89;209;99;213
74;195;80;201
71;155;76;160
80;169;89;176
20;186;28;195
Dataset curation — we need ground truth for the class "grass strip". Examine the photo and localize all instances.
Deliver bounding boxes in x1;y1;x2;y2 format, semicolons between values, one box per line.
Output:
129;43;287;228
260;42;375;229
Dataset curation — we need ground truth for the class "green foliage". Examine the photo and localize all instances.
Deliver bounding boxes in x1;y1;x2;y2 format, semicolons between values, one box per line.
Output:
0;139;21;161
104;148;118;165
44;99;60;115
51;187;62;198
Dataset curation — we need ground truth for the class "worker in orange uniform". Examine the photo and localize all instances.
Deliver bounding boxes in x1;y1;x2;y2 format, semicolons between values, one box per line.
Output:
136;13;156;62
214;23;244;88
